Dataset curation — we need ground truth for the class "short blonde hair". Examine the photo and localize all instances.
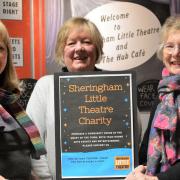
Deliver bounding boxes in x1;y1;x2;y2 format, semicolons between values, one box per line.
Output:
0;20;20;91
157;15;180;61
55;17;103;66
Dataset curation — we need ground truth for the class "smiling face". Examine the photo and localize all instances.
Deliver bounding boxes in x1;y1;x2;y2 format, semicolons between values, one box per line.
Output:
63;27;97;72
162;30;180;75
0;37;7;74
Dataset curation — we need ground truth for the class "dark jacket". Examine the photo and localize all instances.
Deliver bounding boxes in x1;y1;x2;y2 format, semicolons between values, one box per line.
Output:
0;127;32;179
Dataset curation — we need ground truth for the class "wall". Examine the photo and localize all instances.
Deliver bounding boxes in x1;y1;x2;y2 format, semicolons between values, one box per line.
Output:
1;0;46;79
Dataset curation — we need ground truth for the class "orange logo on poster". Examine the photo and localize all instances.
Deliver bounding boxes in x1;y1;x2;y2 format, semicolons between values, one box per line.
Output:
114;156;130;170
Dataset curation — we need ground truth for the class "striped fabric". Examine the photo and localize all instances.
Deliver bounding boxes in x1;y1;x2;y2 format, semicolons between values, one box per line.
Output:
0;88;46;159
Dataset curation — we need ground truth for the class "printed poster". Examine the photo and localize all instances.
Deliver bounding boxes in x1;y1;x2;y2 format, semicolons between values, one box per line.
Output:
55;71;138;179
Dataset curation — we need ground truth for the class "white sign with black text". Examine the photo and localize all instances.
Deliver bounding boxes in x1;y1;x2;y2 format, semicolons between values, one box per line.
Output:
0;0;22;20
10;37;23;67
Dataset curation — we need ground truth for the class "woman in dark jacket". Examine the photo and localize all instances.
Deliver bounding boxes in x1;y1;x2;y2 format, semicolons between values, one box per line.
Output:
0;20;46;179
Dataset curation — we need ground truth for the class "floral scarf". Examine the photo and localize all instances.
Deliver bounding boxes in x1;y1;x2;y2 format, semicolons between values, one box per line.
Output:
146;68;180;175
0;88;46;159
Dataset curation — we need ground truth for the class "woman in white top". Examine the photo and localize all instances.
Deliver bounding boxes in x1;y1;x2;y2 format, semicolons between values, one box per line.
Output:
27;17;142;179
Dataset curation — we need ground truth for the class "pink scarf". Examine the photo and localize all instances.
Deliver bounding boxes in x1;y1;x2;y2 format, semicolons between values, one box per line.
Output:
146;68;180;175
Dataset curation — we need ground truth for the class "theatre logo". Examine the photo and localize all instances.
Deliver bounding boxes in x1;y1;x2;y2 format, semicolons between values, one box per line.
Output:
114;156;130;170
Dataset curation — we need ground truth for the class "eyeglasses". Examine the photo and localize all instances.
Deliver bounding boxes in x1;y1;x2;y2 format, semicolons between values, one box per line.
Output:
163;43;180;54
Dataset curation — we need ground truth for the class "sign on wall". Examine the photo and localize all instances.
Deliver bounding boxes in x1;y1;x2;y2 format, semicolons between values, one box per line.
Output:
17;78;37;109
10;37;23;67
1;0;46;79
0;0;22;20
85;2;161;71
55;71;138;179
137;79;159;111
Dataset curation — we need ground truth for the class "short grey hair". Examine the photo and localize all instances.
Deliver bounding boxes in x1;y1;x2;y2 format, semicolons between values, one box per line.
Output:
156;15;180;61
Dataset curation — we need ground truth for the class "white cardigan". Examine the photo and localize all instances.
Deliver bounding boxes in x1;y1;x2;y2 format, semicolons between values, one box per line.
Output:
27;74;142;180
27;75;55;180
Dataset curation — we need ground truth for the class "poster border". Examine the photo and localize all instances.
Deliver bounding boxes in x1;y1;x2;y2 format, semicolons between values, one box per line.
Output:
54;71;138;180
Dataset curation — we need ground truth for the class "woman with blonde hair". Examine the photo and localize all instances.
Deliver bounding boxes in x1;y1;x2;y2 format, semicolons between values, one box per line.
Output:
0;20;46;179
125;15;180;180
26;16;105;180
